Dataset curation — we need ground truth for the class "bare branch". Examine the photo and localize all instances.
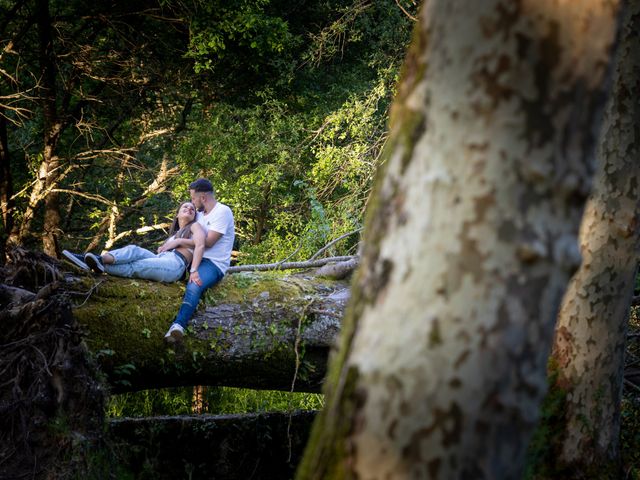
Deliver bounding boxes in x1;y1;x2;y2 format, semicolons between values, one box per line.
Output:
50;188;115;207
85;159;179;250
227;256;357;273
0;88;37;125
394;0;418;22
139;128;172;142
139;156;180;199
9;164;77;202
104;222;171;250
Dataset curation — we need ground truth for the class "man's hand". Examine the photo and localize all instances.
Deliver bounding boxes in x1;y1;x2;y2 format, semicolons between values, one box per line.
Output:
189;270;202;286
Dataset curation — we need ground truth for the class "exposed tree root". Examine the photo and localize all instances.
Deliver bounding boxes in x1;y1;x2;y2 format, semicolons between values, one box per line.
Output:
0;248;105;480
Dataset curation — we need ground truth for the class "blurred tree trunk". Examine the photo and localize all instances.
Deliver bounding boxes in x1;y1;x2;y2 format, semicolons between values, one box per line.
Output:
530;3;640;478
296;1;620;479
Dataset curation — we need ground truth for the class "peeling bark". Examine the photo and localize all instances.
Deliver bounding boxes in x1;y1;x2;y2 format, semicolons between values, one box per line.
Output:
533;2;640;477
297;1;621;479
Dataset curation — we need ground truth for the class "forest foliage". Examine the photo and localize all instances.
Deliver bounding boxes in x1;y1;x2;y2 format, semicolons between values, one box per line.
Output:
0;0;417;263
0;0;417;430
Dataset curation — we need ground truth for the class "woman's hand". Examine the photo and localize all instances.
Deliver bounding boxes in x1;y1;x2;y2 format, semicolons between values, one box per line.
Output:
158;238;181;253
189;270;202;286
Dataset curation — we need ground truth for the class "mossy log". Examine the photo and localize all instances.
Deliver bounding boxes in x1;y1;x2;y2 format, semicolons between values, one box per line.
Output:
107;411;316;479
71;271;349;393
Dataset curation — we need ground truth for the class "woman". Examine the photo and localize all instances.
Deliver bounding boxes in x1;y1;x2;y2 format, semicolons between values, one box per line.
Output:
62;201;205;283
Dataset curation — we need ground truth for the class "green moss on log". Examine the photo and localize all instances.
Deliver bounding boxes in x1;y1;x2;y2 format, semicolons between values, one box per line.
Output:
70;272;347;393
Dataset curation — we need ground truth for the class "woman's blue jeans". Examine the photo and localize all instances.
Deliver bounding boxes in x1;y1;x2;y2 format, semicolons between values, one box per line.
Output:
105;245;186;282
174;258;224;329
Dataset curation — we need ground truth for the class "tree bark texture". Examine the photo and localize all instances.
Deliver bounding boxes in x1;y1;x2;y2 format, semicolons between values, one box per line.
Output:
13;0;63;255
72;272;349;393
38;0;62;256
108;411;316;480
297;1;620;479
533;2;640;477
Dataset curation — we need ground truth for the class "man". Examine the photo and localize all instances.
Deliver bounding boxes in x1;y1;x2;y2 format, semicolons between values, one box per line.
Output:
163;178;235;342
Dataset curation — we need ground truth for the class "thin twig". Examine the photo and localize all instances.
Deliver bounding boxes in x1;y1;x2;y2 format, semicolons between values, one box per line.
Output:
73;279;105;308
30;345;52;377
394;0;418;21
308;228;363;261
624;357;640;368
275;241;304;267
50;188;115;207
624;379;640;394
287;298;314;463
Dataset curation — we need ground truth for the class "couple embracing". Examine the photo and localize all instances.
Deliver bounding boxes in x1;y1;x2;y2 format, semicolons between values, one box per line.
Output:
63;178;234;343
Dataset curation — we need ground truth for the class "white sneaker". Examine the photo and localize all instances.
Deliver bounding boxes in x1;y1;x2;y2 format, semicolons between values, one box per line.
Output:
164;323;185;343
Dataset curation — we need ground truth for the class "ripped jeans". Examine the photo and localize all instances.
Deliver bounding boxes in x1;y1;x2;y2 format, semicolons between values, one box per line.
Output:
173;258;224;329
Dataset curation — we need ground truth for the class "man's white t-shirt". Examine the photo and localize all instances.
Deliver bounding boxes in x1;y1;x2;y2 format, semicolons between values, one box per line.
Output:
196;202;235;274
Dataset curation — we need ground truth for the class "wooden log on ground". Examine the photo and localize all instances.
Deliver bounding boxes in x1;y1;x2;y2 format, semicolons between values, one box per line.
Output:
107;411;316;480
71;271;349;393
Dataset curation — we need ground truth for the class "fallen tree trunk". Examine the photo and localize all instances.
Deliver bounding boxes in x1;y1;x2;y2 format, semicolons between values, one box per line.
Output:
108;411;316;480
71;271;349;393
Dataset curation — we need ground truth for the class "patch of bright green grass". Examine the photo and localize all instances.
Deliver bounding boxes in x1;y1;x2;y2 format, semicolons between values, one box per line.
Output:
106;386;323;417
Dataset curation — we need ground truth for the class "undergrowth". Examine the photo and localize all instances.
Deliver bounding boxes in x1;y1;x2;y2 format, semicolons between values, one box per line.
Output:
106;387;324;417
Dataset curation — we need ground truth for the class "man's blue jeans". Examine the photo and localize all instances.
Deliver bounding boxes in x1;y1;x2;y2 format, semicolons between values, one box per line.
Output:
174;258;224;329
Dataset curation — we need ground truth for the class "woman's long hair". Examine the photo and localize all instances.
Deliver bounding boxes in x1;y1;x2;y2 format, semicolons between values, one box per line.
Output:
168;201;197;240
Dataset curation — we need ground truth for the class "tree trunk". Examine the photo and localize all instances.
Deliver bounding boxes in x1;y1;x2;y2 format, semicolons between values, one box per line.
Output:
13;0;63;254
71;272;349;393
530;2;640;477
0;113;12;264
38;0;61;256
255;184;271;244
297;1;620;479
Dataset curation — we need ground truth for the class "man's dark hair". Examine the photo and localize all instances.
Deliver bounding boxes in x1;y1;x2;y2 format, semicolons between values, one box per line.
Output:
189;178;214;193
